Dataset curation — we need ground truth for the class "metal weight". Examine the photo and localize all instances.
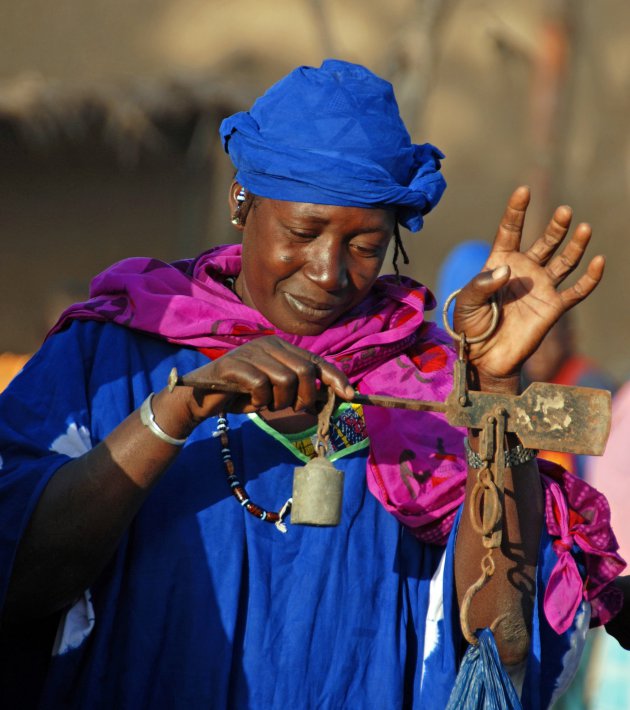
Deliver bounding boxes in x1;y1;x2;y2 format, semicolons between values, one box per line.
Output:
292;456;344;526
291;386;344;526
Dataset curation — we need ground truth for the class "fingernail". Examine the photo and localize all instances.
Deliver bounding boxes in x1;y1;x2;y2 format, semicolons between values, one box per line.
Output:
492;265;509;280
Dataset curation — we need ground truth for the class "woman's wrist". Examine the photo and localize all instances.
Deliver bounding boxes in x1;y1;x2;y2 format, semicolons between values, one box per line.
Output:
150;387;200;441
468;369;522;396
465;368;530;461
464;433;538;468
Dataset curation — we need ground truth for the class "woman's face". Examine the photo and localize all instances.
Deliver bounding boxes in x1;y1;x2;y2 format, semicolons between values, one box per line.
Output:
234;193;395;336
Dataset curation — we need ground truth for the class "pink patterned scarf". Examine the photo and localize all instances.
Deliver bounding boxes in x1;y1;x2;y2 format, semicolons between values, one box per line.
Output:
51;243;625;631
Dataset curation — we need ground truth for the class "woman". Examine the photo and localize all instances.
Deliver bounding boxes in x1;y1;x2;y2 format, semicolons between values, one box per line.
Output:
0;60;623;709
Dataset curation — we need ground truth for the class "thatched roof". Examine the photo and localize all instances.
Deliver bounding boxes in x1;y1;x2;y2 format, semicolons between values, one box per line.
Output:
0;71;247;165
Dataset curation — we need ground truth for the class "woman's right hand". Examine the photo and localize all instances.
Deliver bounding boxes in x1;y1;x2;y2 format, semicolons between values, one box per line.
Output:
164;337;356;433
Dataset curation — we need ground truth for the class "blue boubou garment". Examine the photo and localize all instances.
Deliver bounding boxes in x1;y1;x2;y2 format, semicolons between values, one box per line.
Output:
0;322;585;709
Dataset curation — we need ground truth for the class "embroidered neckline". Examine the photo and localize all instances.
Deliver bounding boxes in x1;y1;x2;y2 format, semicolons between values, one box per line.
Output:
248;402;369;463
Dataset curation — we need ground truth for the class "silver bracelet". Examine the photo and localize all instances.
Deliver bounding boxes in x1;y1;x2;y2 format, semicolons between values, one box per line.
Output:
140;393;188;447
464;436;537;469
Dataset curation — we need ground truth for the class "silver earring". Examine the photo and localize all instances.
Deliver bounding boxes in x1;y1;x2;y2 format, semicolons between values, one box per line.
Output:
231;187;247;225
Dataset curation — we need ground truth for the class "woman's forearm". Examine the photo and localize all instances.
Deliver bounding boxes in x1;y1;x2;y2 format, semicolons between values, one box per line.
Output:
455;432;544;665
454;369;544;665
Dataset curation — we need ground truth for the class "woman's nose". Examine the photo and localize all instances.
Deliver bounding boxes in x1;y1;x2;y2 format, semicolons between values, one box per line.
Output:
303;240;349;290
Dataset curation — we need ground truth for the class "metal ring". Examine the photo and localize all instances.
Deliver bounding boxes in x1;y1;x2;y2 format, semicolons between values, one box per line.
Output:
441;288;500;344
468;475;501;536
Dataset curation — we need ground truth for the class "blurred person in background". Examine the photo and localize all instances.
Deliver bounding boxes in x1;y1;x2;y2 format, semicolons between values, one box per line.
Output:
0;60;624;709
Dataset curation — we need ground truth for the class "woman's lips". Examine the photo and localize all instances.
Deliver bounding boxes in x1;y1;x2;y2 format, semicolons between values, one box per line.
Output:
283;292;340;320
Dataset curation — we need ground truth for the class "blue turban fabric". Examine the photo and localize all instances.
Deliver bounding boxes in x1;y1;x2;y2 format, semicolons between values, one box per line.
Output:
220;59;446;232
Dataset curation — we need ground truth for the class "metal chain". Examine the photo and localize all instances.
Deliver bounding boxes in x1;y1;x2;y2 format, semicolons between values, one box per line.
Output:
458;370;508;646
315;386;337;458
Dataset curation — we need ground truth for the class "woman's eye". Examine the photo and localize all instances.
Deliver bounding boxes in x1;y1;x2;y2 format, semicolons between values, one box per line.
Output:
351;242;384;257
290;230;318;239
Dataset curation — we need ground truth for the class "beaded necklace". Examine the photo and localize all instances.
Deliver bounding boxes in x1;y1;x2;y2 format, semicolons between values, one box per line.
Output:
214;414;292;532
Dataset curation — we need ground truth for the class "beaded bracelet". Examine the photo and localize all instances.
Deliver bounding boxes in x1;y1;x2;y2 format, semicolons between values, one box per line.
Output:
463;436;538;469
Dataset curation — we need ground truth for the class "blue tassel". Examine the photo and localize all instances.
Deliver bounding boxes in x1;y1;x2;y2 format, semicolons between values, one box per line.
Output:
446;628;522;710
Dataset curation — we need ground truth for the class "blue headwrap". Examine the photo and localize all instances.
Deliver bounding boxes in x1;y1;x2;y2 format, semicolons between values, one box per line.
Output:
220;59;446;232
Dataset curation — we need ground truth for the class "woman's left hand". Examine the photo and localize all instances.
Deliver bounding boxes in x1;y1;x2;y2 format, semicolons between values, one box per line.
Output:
452;186;605;392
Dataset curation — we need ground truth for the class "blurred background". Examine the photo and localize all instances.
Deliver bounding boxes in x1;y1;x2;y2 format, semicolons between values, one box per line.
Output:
1;0;629;381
